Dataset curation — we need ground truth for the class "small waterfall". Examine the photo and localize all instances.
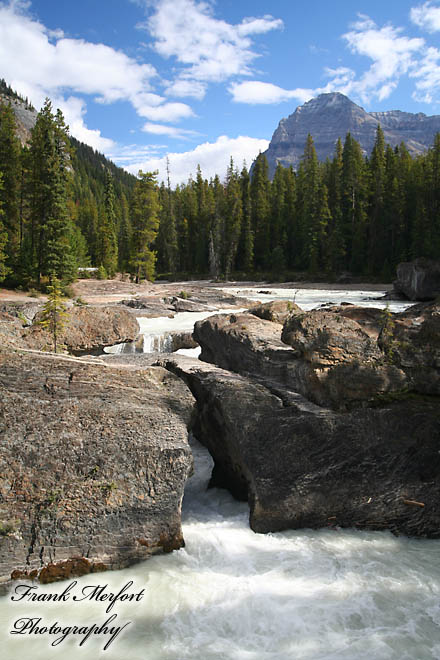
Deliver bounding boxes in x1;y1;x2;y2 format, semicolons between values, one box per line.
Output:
142;332;174;353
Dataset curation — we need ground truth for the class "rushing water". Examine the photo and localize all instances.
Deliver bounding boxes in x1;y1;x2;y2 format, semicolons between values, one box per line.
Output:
105;287;412;356
2;287;436;658
1;438;439;660
219;286;414;313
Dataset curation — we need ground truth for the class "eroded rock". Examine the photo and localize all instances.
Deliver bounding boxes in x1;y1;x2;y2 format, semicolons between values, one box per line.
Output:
0;350;194;589
24;305;140;354
161;355;440;538
394;258;440;301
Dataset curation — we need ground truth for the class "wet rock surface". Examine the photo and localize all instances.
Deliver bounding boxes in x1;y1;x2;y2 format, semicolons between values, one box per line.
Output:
161;355;440;538
0;350;194;590
394;258;440;301
24;305;140;353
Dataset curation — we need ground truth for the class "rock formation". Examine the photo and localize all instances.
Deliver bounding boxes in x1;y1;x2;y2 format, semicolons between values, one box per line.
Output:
162;354;440;537
3;304;140;354
172;301;440;536
0;350;194;590
261;92;440;177
394;259;440;301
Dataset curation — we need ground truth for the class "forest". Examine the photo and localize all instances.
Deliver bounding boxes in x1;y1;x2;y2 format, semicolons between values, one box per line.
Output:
0;85;440;289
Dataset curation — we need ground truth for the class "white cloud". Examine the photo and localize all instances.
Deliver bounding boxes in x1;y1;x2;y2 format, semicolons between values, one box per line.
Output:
142;122;199;139
410;45;440;102
0;3;156;103
411;1;440;32
0;1;198;149
144;0;282;82
229;81;314;105
341;17;425;103
120;135;269;186
136;101;195;122
164;79;207;100
138;0;283;101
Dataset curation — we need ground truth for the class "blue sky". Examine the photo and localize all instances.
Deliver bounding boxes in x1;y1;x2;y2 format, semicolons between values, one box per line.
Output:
1;0;440;184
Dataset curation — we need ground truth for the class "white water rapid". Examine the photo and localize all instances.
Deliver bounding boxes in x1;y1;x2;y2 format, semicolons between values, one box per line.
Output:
1;438;439;660
2;287;437;659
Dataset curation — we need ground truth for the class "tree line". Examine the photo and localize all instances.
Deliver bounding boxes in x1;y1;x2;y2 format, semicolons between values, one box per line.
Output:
0;93;440;289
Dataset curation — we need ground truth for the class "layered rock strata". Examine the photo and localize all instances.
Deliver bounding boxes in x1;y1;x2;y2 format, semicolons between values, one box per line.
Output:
0;350;194;589
162;355;440;537
394;259;440;301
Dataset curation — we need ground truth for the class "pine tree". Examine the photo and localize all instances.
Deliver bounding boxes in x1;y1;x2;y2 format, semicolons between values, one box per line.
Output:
130;171;160;282
0;101;21;266
0;172;10;282
156;160;178;274
26;99;76;284
341;133;369;273
326;138;346;273
250;153;271;270
38;276;67;353
96;170;118;277
368;124;386;273
223;157;242;280
236;163;254;272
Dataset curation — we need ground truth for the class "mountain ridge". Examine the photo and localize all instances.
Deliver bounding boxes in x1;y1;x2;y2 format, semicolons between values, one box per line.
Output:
262;92;440;177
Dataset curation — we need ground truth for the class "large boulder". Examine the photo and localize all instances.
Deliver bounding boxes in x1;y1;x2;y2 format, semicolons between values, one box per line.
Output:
378;301;440;395
0;350;194;590
162;355;440;538
394;258;440;301
249;300;301;325
194;311;406;410
25;305;139;354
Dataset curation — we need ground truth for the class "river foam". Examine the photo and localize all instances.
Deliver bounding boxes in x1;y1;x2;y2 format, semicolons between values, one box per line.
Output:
1;439;439;660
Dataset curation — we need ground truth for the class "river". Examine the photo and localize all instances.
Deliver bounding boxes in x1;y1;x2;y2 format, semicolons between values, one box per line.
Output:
1;287;438;659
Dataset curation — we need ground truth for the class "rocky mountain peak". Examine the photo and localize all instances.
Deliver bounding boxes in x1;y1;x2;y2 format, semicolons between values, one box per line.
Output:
261;93;440;177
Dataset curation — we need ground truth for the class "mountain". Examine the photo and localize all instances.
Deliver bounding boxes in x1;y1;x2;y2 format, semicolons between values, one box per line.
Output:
261;92;440;177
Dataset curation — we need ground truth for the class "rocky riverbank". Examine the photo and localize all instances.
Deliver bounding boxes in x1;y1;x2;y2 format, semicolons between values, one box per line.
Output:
0;349;194;591
0;278;438;590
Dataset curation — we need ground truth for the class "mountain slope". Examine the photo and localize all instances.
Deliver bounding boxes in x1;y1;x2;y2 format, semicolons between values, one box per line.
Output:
262;92;440;177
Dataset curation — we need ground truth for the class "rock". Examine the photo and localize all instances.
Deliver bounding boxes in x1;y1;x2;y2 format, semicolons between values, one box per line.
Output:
194;311;406;410
394;259;440;301
171;297;217;313
119;297;175;317
378;301;440;395
24;306;140;354
326;305;385;341
168;330;199;352
281;309;380;366
161;355;440;538
249;300;301;325
0;301;42;325
0;350;194;590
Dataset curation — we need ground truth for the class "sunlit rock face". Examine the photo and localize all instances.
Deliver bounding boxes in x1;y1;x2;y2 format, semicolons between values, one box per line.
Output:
262;92;440;177
0;351;194;590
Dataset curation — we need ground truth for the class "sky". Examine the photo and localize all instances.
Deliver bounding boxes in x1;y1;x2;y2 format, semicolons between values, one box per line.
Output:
2;0;440;184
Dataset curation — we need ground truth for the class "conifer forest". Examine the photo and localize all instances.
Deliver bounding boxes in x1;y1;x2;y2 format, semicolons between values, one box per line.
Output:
1;87;440;288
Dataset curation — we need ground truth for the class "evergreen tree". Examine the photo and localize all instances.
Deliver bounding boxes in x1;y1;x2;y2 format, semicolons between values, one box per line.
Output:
0;172;10;282
26;99;76;283
0;101;21;266
341;133;369;273
223;158;242;279
368;124;386;273
236;163;254;272
156;160;178;274
326;138;346;273
96;170;118;276
38;276;67;353
130;171;160;282
250;153;271;269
